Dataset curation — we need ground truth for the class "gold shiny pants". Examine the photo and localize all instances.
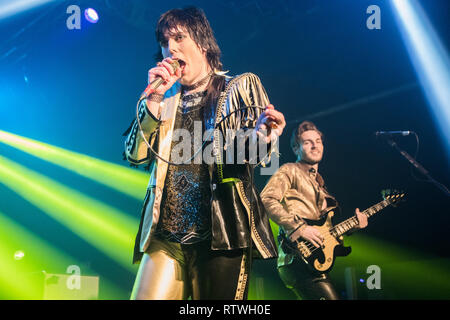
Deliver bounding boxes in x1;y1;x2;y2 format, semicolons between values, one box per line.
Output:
130;237;251;300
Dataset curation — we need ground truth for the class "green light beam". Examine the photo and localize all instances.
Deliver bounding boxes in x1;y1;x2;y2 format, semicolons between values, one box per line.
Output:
0;212;126;299
343;234;449;274
269;220;450;298
334;234;450;299
0;240;43;299
0;130;149;200
0;155;138;272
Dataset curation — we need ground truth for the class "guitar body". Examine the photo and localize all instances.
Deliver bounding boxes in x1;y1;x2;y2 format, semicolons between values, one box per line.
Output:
278;190;404;274
281;211;351;273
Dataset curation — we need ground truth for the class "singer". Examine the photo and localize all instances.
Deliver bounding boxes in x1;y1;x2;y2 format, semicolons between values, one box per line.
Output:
124;7;286;300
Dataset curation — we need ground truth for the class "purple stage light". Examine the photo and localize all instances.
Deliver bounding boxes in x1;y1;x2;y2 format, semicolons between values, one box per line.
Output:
84;8;99;23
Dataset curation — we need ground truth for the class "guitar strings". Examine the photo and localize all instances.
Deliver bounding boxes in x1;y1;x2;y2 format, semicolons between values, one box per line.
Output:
297;196;402;257
304;216;363;253
302;218;359;252
301;216;362;253
301;202;395;253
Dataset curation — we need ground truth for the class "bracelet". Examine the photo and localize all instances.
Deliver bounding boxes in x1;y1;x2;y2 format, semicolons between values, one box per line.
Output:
147;93;164;103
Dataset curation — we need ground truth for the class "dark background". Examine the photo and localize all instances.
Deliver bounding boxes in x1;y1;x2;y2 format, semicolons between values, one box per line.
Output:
0;0;449;299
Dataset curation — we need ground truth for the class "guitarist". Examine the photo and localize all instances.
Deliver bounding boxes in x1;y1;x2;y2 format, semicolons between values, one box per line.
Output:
261;121;368;300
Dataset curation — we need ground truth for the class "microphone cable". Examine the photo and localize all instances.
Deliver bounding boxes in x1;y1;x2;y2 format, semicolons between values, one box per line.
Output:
135;95;272;167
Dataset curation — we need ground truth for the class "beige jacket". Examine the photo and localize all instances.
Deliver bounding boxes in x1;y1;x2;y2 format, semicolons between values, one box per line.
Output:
260;162;338;267
124;73;276;263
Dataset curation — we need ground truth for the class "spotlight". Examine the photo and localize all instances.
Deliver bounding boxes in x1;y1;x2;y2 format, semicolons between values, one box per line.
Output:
0;0;54;20
391;0;450;158
14;250;25;260
84;8;98;23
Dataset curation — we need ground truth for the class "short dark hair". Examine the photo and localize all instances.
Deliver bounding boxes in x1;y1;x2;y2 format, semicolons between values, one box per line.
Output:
154;7;222;71
290;121;323;154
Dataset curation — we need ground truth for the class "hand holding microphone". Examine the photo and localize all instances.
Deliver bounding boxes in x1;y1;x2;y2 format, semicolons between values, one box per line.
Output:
141;57;181;99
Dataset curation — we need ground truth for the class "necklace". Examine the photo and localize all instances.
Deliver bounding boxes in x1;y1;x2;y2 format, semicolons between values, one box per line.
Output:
179;91;207;112
181;71;214;92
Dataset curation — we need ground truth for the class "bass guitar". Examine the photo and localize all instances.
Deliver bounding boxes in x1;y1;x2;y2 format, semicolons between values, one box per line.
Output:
279;190;405;273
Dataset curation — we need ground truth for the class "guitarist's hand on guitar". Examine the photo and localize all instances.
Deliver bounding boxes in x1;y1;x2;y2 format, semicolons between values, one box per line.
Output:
355;208;368;229
295;226;325;248
279;193;403;274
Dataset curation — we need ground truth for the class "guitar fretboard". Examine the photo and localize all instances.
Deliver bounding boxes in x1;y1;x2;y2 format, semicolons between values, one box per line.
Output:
330;199;391;237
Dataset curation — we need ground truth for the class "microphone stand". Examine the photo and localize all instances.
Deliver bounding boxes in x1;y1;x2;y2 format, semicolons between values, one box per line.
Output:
386;138;450;197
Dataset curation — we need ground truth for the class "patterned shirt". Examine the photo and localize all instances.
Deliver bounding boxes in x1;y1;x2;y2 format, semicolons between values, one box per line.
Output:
155;91;212;244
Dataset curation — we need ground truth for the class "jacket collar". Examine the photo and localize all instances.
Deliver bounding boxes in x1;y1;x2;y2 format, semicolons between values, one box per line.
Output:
296;161;325;188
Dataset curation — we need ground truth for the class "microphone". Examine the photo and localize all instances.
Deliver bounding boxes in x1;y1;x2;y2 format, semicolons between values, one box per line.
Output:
140;60;180;99
375;130;413;137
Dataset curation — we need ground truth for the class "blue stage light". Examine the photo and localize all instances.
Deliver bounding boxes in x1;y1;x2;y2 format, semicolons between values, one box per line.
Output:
0;0;54;20
84;8;98;23
391;0;450;159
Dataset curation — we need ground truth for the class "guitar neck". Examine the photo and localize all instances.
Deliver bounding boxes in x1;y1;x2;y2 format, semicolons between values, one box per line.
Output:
331;198;391;237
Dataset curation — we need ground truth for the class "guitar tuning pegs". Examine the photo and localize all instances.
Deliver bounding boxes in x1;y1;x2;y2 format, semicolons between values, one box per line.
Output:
381;189;392;200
